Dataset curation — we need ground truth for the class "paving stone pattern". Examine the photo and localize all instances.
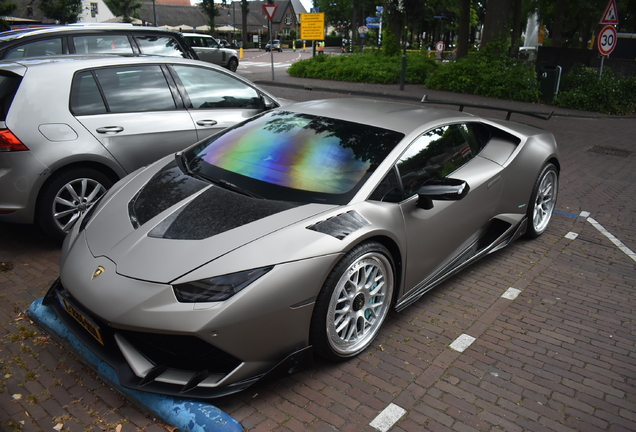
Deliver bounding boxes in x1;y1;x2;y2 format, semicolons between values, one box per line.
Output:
1;82;635;432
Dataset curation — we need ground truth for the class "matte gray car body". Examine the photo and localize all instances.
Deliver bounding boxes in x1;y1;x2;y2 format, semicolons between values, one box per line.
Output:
45;98;559;398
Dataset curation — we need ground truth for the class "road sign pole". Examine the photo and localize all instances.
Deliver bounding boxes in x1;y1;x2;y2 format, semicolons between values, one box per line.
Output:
270;20;274;80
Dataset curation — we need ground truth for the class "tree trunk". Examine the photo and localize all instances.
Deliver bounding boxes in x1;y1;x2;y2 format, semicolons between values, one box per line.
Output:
551;0;565;47
456;0;470;59
510;0;522;57
480;0;511;49
241;0;248;46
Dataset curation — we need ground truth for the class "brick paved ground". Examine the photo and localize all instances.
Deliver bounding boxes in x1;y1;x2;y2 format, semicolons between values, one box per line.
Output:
1;78;635;432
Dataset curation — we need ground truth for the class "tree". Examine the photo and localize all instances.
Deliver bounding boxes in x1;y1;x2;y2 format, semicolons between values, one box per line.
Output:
201;0;224;30
480;0;511;48
104;0;142;22
456;0;471;59
39;0;82;24
241;0;248;46
0;0;16;31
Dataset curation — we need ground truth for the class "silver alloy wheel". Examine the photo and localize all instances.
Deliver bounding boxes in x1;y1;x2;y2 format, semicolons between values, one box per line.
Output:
326;252;394;356
52;178;107;233
532;168;558;234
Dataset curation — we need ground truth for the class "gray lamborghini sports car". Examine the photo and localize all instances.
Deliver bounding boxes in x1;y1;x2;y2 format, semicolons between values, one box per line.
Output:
44;98;559;398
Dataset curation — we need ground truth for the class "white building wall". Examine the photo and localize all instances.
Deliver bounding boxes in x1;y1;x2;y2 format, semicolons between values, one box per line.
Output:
77;0;116;23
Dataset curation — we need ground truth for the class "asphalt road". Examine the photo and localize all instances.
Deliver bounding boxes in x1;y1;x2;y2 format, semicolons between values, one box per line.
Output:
1;67;635;432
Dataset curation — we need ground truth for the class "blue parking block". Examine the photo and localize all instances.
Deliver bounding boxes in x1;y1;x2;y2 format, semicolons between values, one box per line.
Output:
28;298;243;432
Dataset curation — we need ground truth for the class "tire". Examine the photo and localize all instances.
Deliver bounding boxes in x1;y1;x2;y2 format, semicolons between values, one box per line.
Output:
310;241;395;361
227;58;238;72
37;167;113;242
525;163;558;238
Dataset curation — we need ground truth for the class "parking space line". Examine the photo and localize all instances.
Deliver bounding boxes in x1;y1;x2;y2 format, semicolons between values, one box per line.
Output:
369;403;407;432
587;217;636;262
449;334;477;352
501;287;522;300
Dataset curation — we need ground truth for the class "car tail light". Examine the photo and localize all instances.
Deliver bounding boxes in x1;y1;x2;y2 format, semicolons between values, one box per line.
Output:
0;129;27;152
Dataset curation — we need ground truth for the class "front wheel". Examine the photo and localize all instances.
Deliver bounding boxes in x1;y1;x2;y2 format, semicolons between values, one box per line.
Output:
37;167;113;242
310;241;395;361
227;58;238;72
525;163;558;238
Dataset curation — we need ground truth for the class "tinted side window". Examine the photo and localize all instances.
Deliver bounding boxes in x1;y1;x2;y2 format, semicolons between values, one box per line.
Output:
203;37;219;48
94;65;176;113
0;72;22;121
5;38;63;59
369;168;402;202
397;124;476;199
135;35;186;58
73;35;133;54
70;71;107;116
172;65;261;109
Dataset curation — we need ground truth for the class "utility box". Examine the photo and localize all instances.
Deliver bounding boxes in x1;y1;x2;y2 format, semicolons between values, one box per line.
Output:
539;65;562;102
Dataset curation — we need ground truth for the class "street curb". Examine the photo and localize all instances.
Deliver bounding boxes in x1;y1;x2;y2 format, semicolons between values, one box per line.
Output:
27;298;243;432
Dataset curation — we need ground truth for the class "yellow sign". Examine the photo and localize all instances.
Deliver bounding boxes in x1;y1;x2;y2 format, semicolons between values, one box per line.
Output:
301;13;325;40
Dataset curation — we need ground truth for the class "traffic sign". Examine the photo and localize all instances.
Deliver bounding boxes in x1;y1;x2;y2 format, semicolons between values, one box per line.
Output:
600;0;618;25
598;25;617;56
436;41;445;52
263;4;278;21
300;12;325;40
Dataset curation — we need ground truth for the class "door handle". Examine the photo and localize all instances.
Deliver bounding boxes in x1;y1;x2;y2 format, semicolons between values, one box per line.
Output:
96;126;124;134
196;119;218;127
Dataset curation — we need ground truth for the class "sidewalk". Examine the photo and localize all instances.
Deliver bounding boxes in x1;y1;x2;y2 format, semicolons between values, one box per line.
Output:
1;71;635;432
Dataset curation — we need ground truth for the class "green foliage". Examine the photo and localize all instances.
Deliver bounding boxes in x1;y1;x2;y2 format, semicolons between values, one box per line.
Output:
0;0;16;30
287;50;438;85
553;65;636;115
381;29;399;57
39;0;82;23
425;42;540;103
104;0;142;21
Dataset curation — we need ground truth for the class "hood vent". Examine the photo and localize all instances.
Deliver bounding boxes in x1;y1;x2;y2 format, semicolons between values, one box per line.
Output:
306;211;369;240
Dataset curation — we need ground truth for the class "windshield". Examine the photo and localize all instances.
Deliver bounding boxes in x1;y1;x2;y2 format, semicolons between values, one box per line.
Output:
184;110;404;204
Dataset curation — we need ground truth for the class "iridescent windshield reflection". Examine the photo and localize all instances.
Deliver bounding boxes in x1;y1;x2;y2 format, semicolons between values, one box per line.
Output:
194;111;403;195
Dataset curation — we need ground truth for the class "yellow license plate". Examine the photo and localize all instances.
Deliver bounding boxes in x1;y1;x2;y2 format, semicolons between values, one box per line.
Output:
57;293;104;345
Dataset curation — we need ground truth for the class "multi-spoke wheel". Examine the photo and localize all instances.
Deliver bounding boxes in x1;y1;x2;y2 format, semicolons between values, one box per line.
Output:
37;168;113;241
311;241;394;360
525;163;558;238
227;58;238;72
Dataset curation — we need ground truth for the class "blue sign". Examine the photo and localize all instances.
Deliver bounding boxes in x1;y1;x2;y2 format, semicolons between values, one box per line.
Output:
366;17;379;23
310;7;320;13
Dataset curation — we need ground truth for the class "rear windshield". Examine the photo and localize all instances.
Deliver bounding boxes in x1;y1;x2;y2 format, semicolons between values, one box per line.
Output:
184;110;405;204
0;72;21;121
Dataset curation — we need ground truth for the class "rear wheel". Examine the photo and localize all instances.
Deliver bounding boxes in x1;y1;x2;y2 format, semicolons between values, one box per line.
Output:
37;167;113;242
525;163;558;238
310;241;394;361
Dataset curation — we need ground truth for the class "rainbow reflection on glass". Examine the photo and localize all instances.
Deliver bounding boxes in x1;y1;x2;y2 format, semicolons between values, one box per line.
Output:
199;113;372;194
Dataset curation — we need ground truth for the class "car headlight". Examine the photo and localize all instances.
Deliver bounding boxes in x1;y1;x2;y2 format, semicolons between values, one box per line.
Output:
173;266;273;302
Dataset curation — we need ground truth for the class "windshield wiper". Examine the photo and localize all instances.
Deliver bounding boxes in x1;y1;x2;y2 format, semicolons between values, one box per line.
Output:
176;152;262;198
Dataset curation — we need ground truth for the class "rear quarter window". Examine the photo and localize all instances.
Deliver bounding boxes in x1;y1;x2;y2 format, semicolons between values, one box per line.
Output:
0;72;22;121
73;35;134;55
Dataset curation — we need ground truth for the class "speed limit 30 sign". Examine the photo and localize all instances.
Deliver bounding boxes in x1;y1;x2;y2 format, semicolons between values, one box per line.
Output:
598;25;617;56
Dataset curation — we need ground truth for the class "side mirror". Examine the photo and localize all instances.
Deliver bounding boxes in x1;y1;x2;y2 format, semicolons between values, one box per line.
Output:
417;178;470;210
261;95;279;110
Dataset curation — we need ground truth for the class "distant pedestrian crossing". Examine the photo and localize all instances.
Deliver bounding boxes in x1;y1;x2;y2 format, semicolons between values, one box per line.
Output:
238;61;293;69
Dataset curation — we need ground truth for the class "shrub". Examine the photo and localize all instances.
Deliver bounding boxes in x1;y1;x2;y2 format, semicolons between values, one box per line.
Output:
553;64;636;115
287;50;438;84
425;42;540;103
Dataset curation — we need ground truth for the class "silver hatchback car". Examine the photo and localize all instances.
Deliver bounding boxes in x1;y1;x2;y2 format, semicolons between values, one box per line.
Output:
0;55;280;240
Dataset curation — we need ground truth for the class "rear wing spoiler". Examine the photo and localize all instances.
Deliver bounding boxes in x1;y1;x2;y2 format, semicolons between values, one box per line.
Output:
420;95;553;121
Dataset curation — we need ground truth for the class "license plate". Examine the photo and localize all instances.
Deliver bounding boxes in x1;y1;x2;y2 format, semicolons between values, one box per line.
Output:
57;292;104;345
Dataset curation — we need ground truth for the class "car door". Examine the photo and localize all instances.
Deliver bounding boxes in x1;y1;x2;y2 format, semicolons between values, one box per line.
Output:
169;64;265;141
187;35;223;66
392;123;504;292
70;64;198;173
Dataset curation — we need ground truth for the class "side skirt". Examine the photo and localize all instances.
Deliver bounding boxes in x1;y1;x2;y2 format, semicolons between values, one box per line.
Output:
395;217;527;312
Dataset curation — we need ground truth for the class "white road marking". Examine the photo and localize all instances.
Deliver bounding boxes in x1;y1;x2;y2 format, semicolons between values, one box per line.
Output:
449;334;476;352
579;211;591;218
501;287;522;300
369;403;406;432
587;217;636;262
565;232;579;240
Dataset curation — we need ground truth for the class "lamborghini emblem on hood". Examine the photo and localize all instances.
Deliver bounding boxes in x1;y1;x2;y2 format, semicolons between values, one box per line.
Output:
92;266;105;280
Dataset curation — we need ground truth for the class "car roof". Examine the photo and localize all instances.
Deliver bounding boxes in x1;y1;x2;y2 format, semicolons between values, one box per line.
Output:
0;54;222;71
279;98;477;135
0;25;183;43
